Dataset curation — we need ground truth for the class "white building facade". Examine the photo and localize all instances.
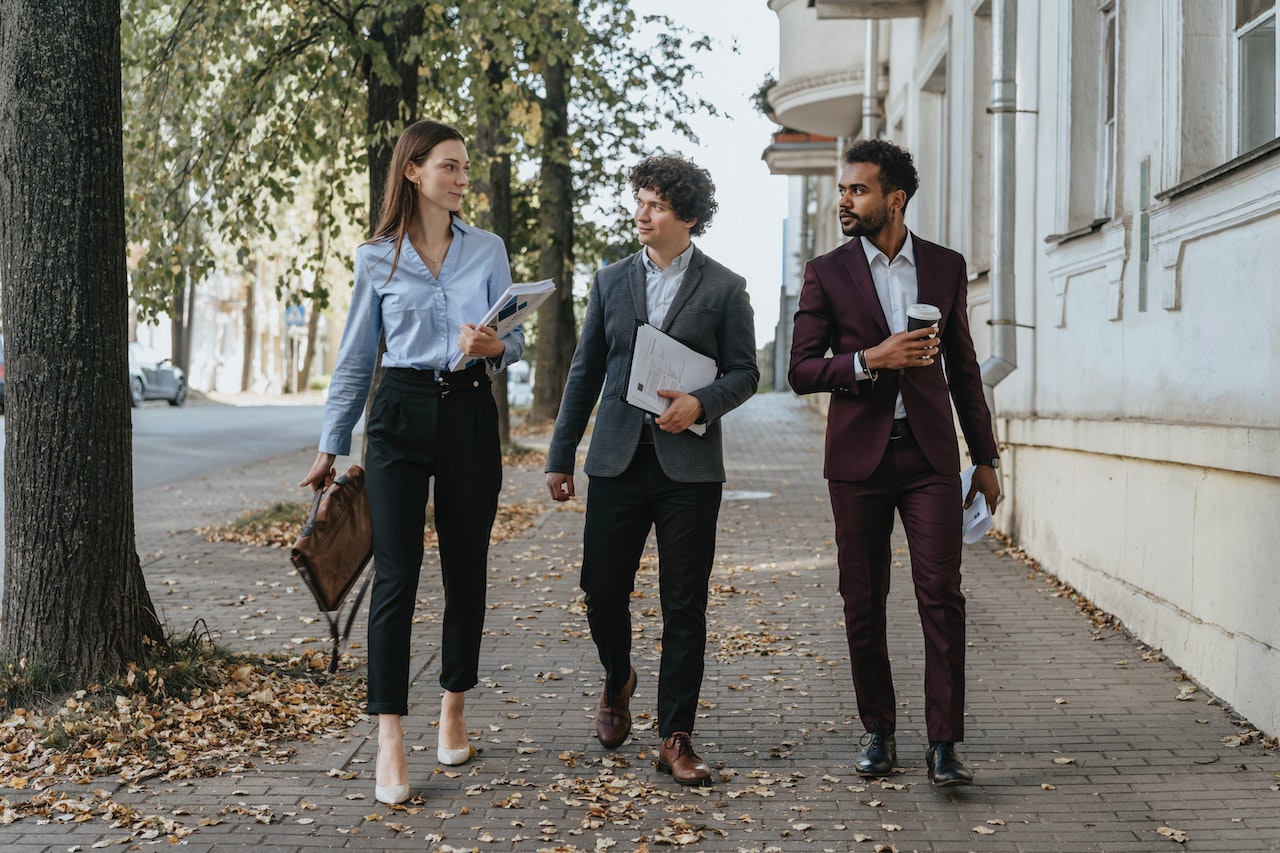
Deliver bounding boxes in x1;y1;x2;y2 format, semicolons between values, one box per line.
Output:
765;0;1280;735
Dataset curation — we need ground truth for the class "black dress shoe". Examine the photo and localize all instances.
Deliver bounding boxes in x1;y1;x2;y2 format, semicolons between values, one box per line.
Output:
926;741;974;786
854;732;897;777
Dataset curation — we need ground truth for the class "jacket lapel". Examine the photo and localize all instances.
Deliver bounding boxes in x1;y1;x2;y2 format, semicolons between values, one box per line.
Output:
841;240;891;338
660;247;704;334
911;236;941;318
627;254;649;324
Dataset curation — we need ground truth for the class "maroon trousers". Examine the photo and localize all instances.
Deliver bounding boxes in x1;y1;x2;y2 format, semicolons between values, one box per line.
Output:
828;434;966;743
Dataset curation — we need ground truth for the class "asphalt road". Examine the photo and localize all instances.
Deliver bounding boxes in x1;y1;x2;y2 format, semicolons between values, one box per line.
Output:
128;401;325;491
0;400;327;589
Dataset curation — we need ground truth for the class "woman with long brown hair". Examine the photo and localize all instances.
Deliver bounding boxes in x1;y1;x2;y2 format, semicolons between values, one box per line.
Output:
300;120;524;804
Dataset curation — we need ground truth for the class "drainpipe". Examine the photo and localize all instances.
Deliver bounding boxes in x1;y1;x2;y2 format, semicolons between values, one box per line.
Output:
862;20;880;139
982;0;1017;388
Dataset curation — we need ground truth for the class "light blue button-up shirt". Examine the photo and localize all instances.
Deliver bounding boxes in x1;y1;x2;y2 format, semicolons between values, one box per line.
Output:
641;242;694;329
319;218;525;455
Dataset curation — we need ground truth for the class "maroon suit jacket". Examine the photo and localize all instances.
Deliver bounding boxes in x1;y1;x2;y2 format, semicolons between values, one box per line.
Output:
788;234;997;482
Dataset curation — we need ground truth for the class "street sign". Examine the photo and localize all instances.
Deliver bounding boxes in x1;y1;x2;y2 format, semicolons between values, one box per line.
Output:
285;304;306;327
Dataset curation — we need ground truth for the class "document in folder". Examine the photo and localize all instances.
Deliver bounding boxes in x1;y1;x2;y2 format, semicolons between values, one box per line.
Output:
623;323;717;436
449;278;555;370
959;465;994;544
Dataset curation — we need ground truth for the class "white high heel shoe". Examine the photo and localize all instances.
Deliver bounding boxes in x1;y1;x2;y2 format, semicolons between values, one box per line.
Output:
375;744;410;804
438;693;475;765
437;740;476;766
375;780;411;805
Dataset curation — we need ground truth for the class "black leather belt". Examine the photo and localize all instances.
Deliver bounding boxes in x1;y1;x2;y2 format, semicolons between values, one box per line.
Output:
384;364;491;396
638;424;655;444
889;418;912;440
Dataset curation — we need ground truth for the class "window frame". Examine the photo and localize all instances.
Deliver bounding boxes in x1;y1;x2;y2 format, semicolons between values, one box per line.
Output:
1233;4;1279;155
1095;1;1118;220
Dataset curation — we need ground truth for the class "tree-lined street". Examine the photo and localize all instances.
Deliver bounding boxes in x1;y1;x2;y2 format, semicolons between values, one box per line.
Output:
3;394;1278;851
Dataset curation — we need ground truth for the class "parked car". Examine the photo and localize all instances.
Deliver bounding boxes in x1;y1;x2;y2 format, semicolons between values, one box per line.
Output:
128;342;186;407
507;359;532;407
0;334;5;413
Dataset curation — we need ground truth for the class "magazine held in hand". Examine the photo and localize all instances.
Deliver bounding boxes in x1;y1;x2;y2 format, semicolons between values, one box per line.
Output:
449;278;555;370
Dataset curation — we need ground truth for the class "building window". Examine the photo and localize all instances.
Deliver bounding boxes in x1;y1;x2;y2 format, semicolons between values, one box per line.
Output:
1236;0;1277;153
1096;2;1118;219
1058;0;1108;235
968;4;992;273
917;53;949;244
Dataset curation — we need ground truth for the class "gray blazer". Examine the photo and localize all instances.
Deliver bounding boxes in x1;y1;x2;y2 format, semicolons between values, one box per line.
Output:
546;246;759;483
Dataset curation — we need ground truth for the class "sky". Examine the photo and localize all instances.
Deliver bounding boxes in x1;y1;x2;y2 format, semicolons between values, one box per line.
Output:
629;0;789;345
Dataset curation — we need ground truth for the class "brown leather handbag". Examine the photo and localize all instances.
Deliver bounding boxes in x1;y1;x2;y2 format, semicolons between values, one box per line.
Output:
290;464;375;672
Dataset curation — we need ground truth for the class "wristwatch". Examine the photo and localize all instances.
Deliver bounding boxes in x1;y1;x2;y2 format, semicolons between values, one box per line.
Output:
977;457;1000;469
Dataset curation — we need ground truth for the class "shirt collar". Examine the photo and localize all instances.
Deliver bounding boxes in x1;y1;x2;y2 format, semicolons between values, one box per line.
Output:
641;242;695;274
450;215;472;236
859;231;916;268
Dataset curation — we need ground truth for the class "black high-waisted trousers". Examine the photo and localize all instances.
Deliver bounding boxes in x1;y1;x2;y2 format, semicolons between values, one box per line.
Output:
363;365;500;715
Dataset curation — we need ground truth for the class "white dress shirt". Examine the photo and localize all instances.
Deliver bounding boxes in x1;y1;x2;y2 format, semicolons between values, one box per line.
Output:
853;232;918;420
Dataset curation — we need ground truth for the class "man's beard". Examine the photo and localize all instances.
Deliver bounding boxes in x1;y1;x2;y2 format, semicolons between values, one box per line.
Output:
841;205;889;238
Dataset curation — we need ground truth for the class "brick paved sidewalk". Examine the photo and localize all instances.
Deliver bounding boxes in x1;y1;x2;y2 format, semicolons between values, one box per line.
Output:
3;392;1277;852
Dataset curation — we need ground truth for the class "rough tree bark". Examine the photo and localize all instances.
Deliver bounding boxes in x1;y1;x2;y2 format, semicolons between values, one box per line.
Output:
0;0;165;675
240;263;256;392
473;47;515;446
362;6;424;235
359;8;423;437
529;47;577;423
170;272;195;376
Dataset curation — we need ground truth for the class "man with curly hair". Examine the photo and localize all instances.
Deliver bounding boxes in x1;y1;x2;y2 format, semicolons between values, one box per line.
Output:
546;154;758;786
789;139;1000;787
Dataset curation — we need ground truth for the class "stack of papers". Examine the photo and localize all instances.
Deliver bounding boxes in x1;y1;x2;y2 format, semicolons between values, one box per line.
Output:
959;465;994;544
450;279;555;370
622;323;717;436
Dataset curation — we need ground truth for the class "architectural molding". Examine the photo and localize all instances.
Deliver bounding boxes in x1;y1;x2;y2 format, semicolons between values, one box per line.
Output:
913;18;951;94
1150;149;1280;311
813;0;925;18
1003;415;1280;479
1044;217;1127;327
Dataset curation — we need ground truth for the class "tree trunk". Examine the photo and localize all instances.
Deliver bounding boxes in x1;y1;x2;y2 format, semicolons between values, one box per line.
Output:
529;49;577;423
0;0;164;676
473;47;515;446
299;297;320;391
168;272;197;376
240;263;255;392
298;207;326;392
363;6;424;236
360;8;423;437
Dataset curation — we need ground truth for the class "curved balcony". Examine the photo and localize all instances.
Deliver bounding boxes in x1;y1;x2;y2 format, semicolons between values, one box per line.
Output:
812;0;924;18
768;0;871;137
762;131;840;177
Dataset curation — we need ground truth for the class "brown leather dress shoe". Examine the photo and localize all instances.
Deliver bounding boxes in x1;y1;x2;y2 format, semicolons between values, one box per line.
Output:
595;667;637;749
656;732;713;786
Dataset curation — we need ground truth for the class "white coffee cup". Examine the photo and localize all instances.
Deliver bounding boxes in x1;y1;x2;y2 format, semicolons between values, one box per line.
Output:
906;303;941;333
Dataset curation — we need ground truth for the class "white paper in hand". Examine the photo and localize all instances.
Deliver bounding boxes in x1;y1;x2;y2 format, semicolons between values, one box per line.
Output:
449;279;555;370
959;465;994;544
623;323;717;436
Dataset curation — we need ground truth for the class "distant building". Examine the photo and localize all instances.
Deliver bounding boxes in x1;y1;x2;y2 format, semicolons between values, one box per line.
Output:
765;0;1280;735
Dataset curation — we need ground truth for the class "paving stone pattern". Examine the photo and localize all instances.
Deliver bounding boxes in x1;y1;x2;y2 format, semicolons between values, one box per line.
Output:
4;392;1277;852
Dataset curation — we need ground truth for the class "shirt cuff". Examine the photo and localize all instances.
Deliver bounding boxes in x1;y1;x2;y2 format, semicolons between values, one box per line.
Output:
853;351;870;382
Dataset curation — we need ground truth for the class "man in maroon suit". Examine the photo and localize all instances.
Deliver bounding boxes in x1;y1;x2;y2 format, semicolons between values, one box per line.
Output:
789;139;1000;787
